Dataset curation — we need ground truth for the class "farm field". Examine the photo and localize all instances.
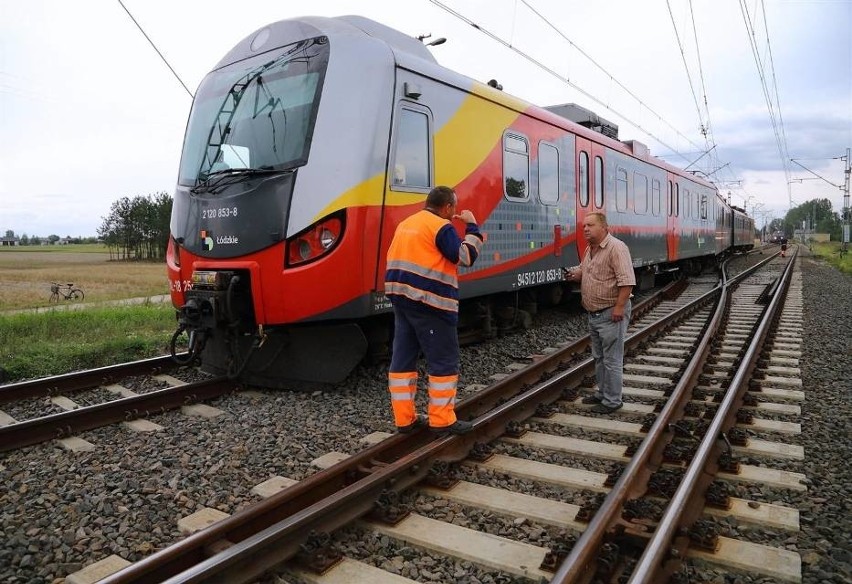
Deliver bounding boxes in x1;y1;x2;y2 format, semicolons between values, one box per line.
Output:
0;246;178;381
0;246;169;311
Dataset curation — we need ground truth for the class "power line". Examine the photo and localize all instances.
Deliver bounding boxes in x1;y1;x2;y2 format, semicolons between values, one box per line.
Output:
738;0;792;206
116;0;194;99
688;0;716;153
427;0;702;164
666;1;706;143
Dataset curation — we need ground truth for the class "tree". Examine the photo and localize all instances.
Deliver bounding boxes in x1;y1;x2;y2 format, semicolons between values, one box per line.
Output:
98;192;172;261
4;229;14;239
783;198;841;241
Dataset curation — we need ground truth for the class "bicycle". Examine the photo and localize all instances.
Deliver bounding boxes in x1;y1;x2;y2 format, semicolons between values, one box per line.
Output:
49;282;85;303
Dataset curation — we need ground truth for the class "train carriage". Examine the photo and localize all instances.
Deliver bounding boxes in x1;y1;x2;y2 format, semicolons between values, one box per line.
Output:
167;15;749;387
731;206;756;252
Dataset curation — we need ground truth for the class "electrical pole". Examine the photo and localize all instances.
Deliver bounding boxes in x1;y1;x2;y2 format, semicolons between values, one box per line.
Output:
843;148;850;245
791;150;850;244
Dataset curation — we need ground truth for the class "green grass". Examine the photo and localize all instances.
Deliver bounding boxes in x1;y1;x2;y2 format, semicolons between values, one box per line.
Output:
0;303;180;382
809;241;852;274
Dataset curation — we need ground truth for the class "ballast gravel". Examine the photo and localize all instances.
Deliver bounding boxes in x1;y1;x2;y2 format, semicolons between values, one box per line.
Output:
0;250;849;584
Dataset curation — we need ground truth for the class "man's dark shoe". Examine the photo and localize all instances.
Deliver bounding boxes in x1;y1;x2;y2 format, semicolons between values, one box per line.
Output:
430;419;473;436
397;415;427;434
590;403;623;414
581;395;603;405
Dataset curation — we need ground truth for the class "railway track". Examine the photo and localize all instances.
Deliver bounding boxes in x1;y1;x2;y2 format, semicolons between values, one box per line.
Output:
0;356;237;452
68;248;809;584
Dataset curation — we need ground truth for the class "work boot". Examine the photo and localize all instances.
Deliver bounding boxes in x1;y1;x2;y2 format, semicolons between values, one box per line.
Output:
430;419;473;436
396;414;427;434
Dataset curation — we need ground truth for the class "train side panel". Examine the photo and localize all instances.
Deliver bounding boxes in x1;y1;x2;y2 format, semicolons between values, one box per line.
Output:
376;69;583;305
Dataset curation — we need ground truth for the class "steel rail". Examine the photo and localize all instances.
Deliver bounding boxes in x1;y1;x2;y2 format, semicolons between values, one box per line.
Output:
0;355;179;404
0;377;235;452
98;284;675;583
627;250;797;583
550;250;782;583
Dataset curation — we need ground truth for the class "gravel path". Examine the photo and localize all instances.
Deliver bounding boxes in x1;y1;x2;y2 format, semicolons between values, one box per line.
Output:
1;253;849;584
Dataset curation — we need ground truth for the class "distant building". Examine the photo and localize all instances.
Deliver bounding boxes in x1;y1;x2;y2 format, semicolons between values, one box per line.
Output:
0;236;20;247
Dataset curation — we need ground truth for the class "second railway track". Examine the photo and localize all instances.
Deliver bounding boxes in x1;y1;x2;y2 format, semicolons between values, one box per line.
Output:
66;250;809;584
4;248;832;584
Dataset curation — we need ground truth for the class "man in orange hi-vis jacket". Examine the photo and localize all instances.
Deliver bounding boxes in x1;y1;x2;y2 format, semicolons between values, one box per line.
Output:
384;185;484;436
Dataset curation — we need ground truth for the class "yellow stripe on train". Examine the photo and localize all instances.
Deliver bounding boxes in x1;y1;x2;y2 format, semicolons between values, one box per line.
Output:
313;91;521;220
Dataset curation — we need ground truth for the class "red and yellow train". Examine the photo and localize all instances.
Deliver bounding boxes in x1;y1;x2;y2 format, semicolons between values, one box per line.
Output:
166;15;754;386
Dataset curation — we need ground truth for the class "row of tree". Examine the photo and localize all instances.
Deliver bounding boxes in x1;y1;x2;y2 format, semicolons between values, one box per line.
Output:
97;192;173;261
2;231;101;246
4;192;173;261
767;198;846;241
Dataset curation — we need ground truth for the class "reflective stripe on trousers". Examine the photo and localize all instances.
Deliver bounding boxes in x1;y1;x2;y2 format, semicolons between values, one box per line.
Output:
427;374;458;428
387;372;458;428
388;371;417;427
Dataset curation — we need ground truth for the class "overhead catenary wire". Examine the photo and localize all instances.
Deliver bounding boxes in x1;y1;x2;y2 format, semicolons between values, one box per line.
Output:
666;1;707;143
428;0;703;164
116;0;194;99
518;0;705;156
739;0;792;206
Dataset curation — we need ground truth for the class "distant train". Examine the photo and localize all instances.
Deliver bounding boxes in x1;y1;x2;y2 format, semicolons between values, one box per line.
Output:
165;15;754;387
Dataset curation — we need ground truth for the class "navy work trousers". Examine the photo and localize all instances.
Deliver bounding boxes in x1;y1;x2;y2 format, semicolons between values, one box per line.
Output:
389;305;459;376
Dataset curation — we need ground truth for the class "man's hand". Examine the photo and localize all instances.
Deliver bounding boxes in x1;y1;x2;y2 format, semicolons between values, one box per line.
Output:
563;267;580;281
611;305;625;322
454;210;477;224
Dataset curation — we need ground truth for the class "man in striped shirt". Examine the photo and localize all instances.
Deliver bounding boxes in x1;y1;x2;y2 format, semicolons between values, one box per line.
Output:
565;212;636;413
384;186;484;435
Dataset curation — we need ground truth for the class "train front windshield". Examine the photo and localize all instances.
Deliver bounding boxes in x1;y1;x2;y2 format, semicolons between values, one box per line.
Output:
178;37;329;187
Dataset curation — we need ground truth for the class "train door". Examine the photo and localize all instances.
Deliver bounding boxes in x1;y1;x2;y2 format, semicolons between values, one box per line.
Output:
575;139;606;259
375;94;435;293
575;137;592;258
666;173;679;261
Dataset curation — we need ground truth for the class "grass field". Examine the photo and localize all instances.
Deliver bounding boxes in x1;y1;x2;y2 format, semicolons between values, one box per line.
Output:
0;246;177;381
0;303;179;381
0;246;168;311
809;241;852;274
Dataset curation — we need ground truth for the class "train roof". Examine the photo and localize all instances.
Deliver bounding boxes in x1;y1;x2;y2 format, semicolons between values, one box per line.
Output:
218;15;718;193
213;15;437;72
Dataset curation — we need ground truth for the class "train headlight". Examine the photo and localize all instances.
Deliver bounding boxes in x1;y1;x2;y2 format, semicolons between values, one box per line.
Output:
297;239;312;260
320;228;336;249
168;236;181;268
286;211;345;267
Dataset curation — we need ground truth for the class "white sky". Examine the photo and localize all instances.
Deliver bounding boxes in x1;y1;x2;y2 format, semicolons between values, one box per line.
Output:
1;0;850;237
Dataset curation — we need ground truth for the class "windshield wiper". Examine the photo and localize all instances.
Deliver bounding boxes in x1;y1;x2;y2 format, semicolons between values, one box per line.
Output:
192;167;285;193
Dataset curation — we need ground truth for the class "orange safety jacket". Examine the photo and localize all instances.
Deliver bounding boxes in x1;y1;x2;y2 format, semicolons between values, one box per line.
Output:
385;210;481;316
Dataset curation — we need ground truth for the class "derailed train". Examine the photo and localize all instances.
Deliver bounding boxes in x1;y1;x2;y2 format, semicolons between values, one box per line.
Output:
166;15;754;387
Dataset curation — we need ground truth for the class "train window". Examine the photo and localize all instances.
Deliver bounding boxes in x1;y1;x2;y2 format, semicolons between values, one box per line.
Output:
594;156;604;208
634;172;648;215
700;194;708;220
652;178;661;216
504;133;530;200
616;167;628;212
675;183;680;216
668;181;673;216
538;142;559;204
683;188;690;218
391;107;432;190
695;192;701;220
578;151;589;206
